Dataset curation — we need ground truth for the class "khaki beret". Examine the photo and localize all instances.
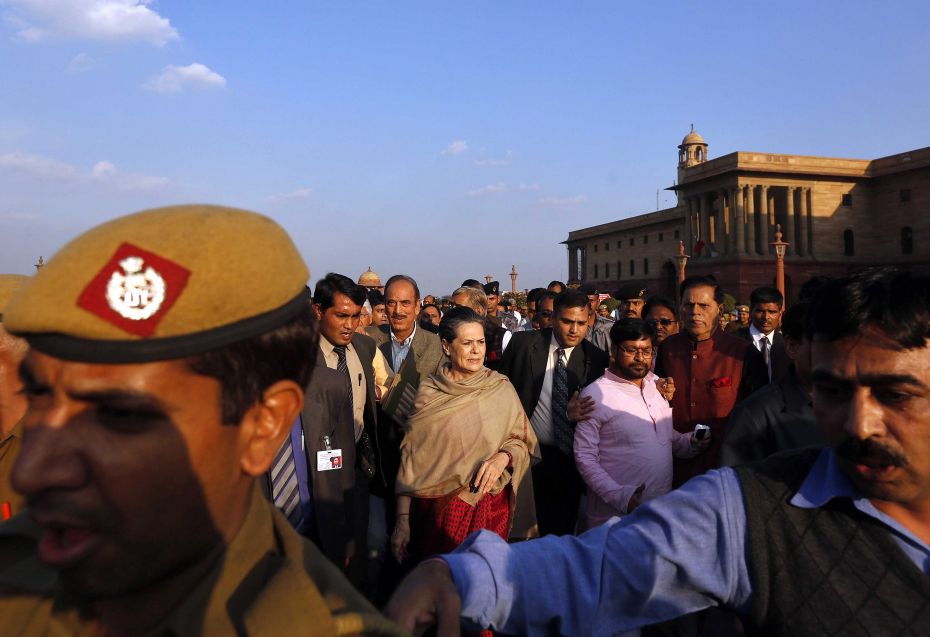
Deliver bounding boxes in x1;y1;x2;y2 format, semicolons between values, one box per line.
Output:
4;204;309;363
0;274;30;320
736;304;750;312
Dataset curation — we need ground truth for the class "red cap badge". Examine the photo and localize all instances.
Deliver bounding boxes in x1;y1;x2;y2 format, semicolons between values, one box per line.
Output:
77;242;191;337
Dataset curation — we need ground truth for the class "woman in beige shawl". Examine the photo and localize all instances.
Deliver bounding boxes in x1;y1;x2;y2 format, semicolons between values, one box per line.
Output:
391;307;537;564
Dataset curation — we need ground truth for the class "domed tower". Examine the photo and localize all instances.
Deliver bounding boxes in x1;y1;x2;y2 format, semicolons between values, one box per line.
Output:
358;267;383;291
677;125;708;184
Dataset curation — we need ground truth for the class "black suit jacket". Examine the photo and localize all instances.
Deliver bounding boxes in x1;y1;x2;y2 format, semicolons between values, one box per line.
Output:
498;328;609;424
735;326;790;382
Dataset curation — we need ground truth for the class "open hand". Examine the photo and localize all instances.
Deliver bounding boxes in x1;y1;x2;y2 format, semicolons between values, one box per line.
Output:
567;390;596;421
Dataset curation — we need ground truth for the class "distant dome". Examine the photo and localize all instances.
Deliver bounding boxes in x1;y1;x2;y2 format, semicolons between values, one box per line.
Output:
358;268;382;287
681;126;705;146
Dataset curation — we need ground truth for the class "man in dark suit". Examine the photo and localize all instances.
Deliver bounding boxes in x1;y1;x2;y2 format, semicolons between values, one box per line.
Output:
734;286;790;382
498;289;609;536
721;301;825;466
311;273;384;591
262;365;354;566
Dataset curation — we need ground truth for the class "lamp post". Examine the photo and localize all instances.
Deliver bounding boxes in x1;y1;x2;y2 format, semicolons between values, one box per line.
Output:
770;224;789;307
510;265;518;294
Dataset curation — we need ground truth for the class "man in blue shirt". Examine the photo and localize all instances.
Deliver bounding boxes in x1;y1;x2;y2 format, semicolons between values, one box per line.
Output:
386;267;930;636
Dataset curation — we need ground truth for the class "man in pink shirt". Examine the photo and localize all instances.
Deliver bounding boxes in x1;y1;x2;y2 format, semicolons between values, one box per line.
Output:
574;319;710;529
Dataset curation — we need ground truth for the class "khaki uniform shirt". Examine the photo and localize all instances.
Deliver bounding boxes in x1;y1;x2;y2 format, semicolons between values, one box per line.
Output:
0;486;406;636
0;421;24;518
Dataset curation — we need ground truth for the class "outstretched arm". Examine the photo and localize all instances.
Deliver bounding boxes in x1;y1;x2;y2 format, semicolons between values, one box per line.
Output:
387;468;753;636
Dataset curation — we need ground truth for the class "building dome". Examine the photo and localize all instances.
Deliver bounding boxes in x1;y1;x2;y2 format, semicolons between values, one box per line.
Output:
681;126;705;147
358;267;382;287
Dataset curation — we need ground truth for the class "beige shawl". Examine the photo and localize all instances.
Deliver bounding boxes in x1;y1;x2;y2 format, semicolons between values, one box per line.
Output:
396;365;538;510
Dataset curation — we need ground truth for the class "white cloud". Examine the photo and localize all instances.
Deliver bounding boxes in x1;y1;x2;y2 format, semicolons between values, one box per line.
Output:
0;151;167;190
143;62;226;94
2;0;179;45
91;159;117;178
466;181;540;197
91;159;167;189
66;52;95;73
0;151;76;179
539;195;587;206
441;140;468;156
268;187;313;202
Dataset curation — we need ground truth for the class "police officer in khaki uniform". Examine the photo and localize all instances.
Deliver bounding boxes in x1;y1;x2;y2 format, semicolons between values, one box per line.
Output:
0;205;404;636
0;274;30;520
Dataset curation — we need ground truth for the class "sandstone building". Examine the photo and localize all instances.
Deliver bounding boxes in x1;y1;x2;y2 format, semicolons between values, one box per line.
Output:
564;129;930;302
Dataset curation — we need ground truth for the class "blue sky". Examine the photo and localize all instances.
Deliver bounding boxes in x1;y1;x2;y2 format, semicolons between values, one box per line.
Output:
2;1;929;294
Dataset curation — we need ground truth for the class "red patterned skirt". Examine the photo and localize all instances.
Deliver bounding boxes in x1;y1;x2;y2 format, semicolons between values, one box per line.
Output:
410;485;512;561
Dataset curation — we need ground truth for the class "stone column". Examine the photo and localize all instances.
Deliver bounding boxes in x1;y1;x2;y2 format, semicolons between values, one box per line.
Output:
745;185;756;255
700;194;711;255
717;189;728;254
684;197;694;256
805;187;814;257
798;188;810;257
759;185;770;254
785;187;795;257
733;185;745;255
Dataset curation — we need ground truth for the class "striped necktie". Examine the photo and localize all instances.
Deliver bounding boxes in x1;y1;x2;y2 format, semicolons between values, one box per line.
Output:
270;434;303;528
334;345;355;416
552;348;573;456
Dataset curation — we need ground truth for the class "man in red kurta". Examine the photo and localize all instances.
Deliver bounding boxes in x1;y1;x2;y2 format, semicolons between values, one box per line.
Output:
657;276;768;485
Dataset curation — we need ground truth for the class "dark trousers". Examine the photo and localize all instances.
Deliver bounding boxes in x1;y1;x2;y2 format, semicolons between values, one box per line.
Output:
532;443;583;536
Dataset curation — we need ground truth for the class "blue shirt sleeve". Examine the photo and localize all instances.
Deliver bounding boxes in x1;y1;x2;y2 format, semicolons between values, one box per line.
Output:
443;467;752;636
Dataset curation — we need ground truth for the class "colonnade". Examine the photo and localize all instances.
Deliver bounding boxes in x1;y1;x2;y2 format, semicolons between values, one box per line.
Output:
684;185;813;258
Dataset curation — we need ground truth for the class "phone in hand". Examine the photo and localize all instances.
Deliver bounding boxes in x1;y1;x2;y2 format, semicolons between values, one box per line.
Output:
694;424;710;441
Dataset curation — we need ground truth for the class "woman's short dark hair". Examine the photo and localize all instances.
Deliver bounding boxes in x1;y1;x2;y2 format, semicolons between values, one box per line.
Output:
313;272;367;310
643;295;678;320
680;275;725;304
187;297;318;425
438;306;484;342
809;267;930;349
553;289;590;314
609;318;657;347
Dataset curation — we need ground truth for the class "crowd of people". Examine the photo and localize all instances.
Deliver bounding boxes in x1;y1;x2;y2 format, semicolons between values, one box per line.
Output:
0;204;928;636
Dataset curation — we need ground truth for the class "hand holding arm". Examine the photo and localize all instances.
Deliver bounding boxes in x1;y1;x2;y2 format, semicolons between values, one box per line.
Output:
567;390;596;422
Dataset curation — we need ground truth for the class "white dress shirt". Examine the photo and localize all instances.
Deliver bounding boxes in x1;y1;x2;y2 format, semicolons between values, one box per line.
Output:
529;336;575;446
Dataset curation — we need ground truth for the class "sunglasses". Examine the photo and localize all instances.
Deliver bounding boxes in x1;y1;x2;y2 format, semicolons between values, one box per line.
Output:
647;318;677;327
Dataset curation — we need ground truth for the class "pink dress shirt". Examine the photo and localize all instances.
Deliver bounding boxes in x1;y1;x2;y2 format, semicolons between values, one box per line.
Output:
574;369;694;529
